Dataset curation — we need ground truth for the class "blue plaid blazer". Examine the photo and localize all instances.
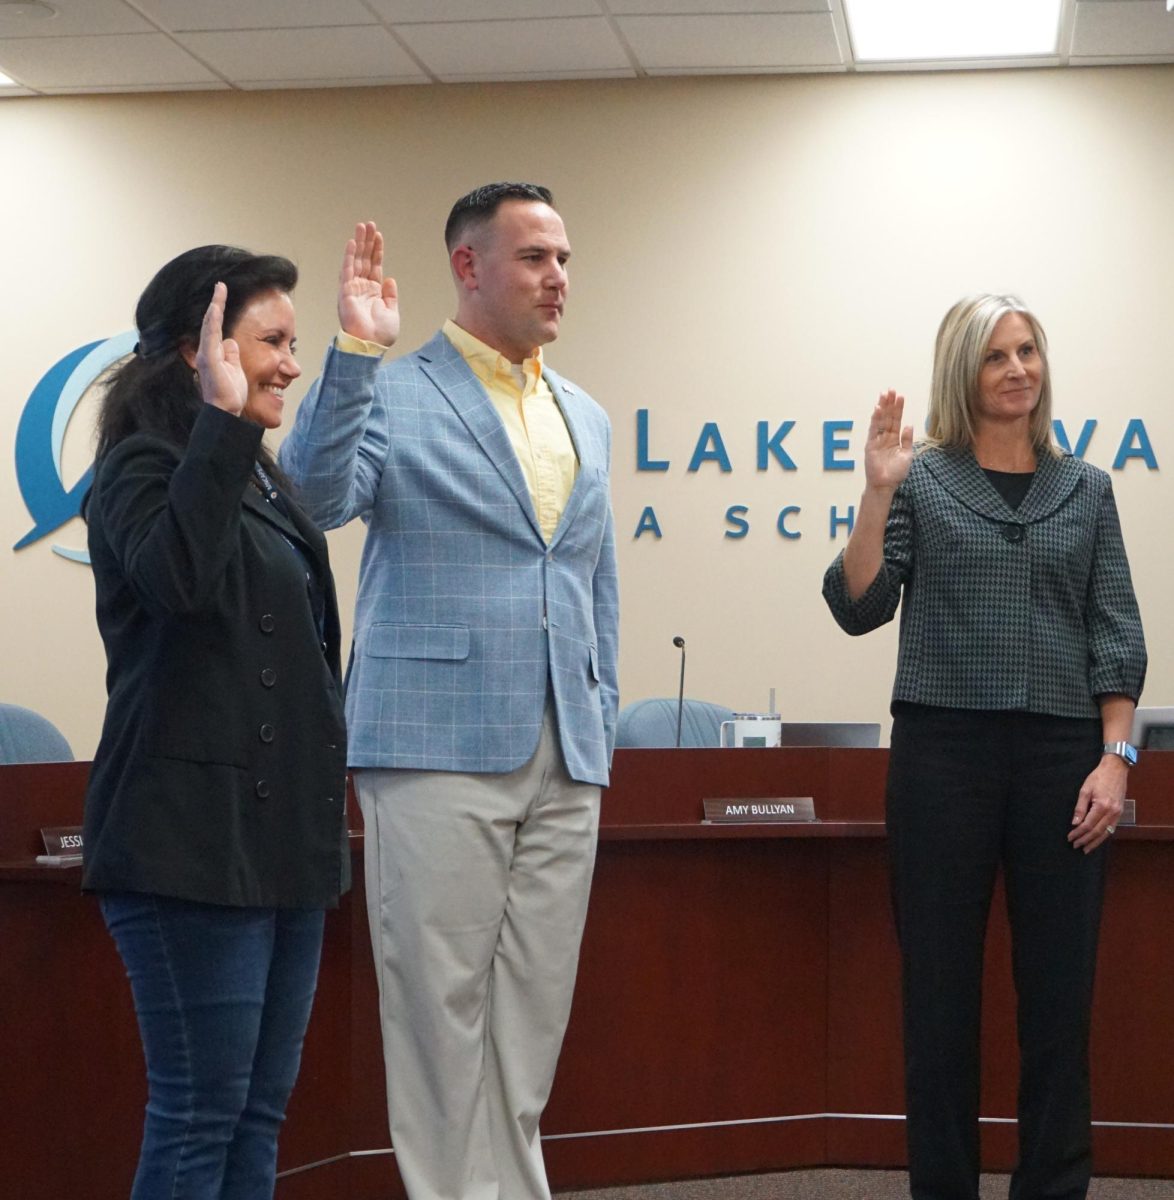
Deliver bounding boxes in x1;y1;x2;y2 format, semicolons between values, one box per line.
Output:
279;332;619;785
823;445;1146;718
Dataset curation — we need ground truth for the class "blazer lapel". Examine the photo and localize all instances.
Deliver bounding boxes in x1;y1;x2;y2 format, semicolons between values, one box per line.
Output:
546;371;594;541
921;446;1012;521
922;444;1084;525
243;485;326;573
416;332;543;540
1017;451;1084;522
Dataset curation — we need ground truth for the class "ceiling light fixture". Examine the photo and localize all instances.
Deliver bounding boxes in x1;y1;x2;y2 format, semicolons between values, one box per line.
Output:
0;71;18;87
844;0;1063;63
0;2;58;18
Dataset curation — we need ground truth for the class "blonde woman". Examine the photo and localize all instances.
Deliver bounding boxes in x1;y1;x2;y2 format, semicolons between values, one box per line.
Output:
823;295;1146;1200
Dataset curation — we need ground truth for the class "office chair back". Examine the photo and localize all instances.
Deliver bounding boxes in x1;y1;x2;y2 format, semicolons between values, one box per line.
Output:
615;698;734;749
0;703;74;764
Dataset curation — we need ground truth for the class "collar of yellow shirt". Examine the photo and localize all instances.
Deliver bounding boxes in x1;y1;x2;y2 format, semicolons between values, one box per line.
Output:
442;319;544;395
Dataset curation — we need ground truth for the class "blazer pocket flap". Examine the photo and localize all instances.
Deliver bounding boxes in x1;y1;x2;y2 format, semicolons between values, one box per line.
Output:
366;623;471;661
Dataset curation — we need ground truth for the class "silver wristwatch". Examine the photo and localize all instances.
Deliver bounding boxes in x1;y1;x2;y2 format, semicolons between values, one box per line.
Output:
1102;741;1138;767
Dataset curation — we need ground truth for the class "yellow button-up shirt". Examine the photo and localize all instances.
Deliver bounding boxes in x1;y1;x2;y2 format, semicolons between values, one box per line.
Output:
335;323;579;543
440;320;578;543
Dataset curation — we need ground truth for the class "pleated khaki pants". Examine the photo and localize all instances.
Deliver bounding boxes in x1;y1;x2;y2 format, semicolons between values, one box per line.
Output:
356;704;601;1200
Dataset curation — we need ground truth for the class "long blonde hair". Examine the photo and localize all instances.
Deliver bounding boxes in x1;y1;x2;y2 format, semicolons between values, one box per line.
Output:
924;294;1060;456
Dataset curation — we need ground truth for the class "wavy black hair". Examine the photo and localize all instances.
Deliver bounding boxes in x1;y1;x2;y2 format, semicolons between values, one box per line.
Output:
94;245;297;467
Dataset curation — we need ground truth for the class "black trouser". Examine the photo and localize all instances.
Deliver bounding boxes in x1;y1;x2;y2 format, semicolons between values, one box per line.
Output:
887;705;1107;1200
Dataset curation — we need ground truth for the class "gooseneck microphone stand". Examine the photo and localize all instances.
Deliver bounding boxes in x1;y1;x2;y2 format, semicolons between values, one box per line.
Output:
672;636;686;748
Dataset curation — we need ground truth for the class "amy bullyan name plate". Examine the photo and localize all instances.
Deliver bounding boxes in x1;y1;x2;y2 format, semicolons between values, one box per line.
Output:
703;798;817;824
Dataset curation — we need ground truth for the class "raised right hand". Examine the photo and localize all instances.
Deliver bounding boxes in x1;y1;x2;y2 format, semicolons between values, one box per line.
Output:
194;282;247;416
863;390;914;492
338;221;400;347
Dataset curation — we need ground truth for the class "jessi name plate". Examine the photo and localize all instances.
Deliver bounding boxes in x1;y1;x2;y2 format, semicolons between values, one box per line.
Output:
703;797;817;824
37;825;84;867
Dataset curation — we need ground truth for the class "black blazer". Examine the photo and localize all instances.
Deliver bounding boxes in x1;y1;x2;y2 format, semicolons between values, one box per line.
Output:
82;405;349;908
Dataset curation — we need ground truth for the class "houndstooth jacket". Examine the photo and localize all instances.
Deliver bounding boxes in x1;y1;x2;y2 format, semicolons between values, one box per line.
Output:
823;444;1146;718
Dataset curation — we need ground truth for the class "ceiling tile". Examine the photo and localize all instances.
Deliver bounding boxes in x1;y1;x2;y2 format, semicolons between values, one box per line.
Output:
178;26;427;83
133;0;380;32
368;0;600;19
0;0;151;37
398;17;630;77
619;13;842;69
1072;1;1174;56
0;33;218;87
609;1;828;12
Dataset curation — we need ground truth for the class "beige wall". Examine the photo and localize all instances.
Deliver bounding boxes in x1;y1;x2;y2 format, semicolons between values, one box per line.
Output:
3;67;1172;758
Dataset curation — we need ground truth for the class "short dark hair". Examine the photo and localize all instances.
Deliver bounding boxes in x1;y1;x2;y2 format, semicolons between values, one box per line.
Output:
94;245;297;464
443;182;555;251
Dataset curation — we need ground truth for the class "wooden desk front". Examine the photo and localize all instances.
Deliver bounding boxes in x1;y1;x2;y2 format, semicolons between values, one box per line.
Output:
2;750;1172;1198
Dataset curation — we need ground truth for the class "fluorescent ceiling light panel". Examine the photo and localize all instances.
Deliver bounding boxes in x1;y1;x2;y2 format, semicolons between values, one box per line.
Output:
0;70;18;86
845;0;1062;62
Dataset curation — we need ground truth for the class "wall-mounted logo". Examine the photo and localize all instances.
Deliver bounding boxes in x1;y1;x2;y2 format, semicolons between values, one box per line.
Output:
13;332;136;564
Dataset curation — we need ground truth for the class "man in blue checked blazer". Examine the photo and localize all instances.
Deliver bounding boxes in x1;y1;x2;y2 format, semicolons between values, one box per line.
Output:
280;185;619;1200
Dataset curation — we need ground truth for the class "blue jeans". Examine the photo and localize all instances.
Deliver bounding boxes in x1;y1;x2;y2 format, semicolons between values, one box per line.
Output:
100;893;325;1200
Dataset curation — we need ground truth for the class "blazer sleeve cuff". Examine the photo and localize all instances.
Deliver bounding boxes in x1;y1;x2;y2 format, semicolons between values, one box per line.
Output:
822;552;898;636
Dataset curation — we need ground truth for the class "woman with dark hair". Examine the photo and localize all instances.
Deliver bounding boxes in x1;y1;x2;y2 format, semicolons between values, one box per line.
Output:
82;241;377;1199
823;295;1146;1200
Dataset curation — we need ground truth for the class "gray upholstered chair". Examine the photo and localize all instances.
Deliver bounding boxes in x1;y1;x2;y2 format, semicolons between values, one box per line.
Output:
615;698;734;749
0;703;74;764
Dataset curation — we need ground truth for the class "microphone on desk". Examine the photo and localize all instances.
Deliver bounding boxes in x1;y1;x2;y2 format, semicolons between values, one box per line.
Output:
672;636;686;748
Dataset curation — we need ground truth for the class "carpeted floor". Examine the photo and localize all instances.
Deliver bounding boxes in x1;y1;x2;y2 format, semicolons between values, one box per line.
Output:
558;1170;1174;1198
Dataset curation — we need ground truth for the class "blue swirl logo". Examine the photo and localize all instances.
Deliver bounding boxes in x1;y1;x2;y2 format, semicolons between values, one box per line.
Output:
13;332;136;564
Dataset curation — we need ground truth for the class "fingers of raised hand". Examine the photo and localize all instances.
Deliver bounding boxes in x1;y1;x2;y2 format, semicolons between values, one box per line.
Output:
370;228;384;278
354;220;380;279
198;281;228;354
340;236;359;285
879;390;904;422
871;388;898;416
870;391;906;442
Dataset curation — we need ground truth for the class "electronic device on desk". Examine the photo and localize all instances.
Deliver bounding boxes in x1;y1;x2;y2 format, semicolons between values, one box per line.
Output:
719;687;782;748
1132;706;1174;750
720;713;782;748
718;688;882;750
778;722;881;748
715;720;878;748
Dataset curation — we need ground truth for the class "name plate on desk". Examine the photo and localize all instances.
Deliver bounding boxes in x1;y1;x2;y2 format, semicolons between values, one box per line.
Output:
703;798;817;823
41;826;84;855
38;826;84;866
